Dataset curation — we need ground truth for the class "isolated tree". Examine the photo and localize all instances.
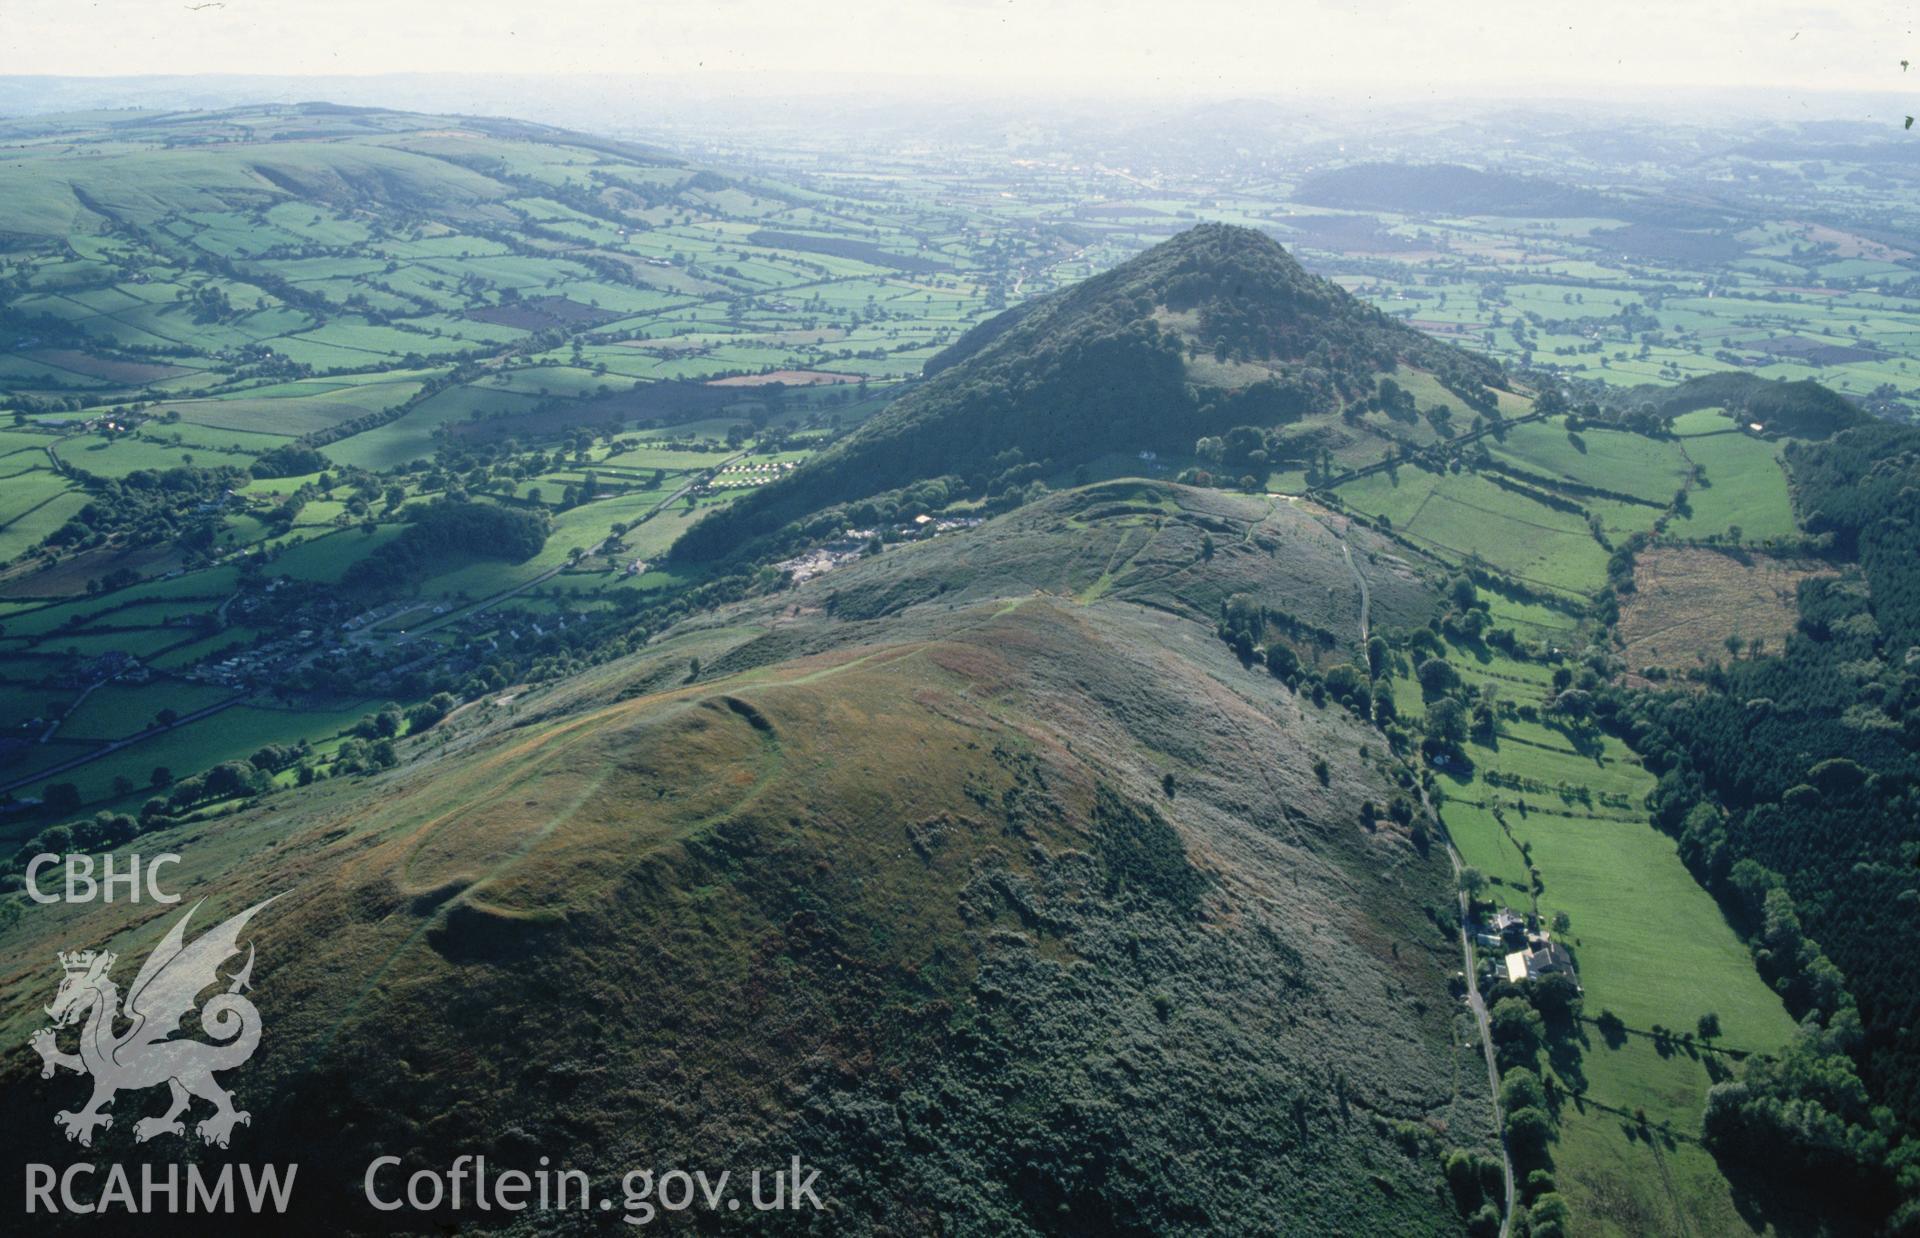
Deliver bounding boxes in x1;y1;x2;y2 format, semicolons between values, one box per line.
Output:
1697;1012;1722;1041
1418;657;1459;695
1430;698;1469;745
1460;866;1488;900
1500;1066;1547;1114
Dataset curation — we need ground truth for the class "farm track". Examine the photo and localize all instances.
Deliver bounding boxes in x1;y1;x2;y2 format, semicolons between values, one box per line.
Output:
1322;517;1511;1231
1442;801;1517;1238
1332;518;1511;1235
1340;538;1370;644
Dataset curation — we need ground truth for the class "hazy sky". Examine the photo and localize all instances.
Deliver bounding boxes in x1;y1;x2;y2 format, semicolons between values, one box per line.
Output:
3;0;1913;97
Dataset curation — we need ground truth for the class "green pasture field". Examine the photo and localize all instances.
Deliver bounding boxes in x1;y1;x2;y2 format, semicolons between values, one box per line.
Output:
600;444;735;471
0;429;59;458
322;384;542;470
1;570;241;643
1514;809;1792;1043
1664;408;1739;437
1551;1096;1768;1237
42;700;374;807
5;595;212;639
479;365;620;399
0;468;76;522
145;626;263;671
1488;418;1691;504
14;626;189;660
0;491;89;561
139;422;291;454
1584;496;1666;541
164;379;427;436
1395;632;1796;1235
1668;433;1798;543
269;526;406;582
0;679;66;727
1336;467;1610;596
56;680;236;740
55;434;203;477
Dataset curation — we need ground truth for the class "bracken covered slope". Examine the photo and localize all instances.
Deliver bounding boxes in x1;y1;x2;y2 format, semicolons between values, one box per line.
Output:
0;482;1483;1234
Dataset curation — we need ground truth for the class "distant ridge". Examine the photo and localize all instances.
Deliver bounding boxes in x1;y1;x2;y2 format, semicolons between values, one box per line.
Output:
1294;161;1737;228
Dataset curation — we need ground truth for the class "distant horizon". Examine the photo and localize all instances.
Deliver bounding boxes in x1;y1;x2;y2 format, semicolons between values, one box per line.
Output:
0;71;1913;135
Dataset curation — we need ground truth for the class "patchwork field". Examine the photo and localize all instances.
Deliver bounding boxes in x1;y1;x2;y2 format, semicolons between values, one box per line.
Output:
1394;635;1797;1234
1336;466;1611;597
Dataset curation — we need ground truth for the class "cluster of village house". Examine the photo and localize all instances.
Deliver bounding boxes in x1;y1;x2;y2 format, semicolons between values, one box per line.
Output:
1476;906;1579;988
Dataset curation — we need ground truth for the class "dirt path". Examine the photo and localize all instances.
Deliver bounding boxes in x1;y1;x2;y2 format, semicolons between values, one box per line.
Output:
1340;538;1371;645
1297;495;1372;647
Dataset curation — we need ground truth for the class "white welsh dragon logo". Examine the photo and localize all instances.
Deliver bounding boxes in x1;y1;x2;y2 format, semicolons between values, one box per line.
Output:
29;897;275;1149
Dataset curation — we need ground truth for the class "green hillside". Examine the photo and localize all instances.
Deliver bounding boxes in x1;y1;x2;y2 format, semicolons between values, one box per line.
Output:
671;223;1516;563
0;481;1491;1233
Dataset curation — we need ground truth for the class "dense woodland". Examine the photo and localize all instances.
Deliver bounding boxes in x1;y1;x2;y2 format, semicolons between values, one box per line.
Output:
341;499;552;594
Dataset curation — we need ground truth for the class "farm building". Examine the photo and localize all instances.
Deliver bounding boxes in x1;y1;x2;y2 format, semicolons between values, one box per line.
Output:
1503;941;1576;986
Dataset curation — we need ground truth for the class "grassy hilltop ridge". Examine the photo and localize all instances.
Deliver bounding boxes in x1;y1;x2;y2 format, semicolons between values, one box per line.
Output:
0;480;1487;1233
